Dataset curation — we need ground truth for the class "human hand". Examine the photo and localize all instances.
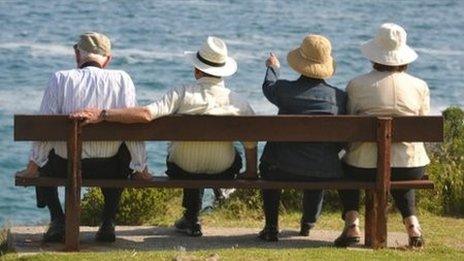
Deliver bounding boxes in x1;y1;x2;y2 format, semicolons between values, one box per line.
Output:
70;108;103;125
130;168;153;181
16;161;40;178
265;52;280;68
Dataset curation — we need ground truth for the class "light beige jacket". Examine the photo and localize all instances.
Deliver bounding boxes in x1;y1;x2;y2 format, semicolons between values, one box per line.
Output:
145;77;255;174
343;70;431;168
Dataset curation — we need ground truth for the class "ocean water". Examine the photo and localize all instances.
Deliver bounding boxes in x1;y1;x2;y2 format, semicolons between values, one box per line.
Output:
0;0;463;226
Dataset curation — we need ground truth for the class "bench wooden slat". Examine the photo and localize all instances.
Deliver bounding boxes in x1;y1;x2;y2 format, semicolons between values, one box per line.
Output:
15;175;434;190
14;115;443;142
392;116;443;142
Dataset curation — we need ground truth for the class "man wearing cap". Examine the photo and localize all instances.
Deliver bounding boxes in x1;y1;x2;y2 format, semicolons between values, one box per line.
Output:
72;36;255;237
17;32;148;243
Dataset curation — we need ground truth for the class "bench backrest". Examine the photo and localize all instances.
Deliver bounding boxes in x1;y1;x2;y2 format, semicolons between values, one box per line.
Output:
14;115;443;142
14;115;443;251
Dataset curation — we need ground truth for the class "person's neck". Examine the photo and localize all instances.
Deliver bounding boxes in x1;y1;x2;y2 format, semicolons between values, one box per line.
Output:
79;61;102;69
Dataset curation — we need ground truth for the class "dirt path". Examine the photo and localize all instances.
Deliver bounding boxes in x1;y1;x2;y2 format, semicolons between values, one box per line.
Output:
10;226;408;253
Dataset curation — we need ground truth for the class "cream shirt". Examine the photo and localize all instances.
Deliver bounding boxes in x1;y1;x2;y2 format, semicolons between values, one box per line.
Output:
343;70;431;168
145;77;255;174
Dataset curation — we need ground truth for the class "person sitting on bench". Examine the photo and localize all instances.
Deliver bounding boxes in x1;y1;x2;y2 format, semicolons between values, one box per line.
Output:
335;23;431;248
16;32;148;243
258;35;346;242
71;36;255;237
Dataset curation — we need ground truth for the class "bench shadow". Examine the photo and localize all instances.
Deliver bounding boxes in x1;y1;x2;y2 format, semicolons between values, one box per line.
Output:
11;226;408;252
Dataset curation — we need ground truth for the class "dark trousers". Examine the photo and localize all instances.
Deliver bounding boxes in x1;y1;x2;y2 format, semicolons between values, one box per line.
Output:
260;162;334;229
338;163;425;219
36;144;131;224
165;152;242;223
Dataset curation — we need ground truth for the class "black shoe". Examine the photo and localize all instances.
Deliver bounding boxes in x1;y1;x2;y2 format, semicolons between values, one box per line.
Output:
258;227;278;242
43;219;65;243
174;217;202;237
95;221;116;242
409;235;424;248
299;223;314;236
334;231;360;247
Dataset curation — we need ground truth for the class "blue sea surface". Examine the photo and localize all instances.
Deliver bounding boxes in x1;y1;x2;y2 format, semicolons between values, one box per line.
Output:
0;0;463;226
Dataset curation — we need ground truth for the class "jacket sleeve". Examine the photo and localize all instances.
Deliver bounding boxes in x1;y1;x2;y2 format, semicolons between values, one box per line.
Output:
345;80;357;115
144;86;186;120
419;83;430;116
337;89;348;115
262;66;280;106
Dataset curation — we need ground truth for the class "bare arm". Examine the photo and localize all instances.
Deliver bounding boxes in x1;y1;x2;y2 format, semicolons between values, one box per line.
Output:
105;107;152;123
72;86;185;125
70;106;152;125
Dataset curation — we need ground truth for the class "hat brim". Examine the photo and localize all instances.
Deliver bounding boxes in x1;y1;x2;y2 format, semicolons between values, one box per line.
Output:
287;48;335;79
360;39;418;66
185;51;237;77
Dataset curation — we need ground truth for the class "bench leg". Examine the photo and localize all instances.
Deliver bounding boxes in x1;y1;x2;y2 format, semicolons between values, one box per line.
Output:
64;120;82;251
374;188;388;249
64;185;81;251
364;190;376;247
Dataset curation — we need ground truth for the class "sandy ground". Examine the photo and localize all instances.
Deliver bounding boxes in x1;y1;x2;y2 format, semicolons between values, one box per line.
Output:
8;226;409;254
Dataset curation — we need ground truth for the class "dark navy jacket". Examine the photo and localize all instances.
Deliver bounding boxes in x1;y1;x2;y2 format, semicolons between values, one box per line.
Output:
260;67;347;178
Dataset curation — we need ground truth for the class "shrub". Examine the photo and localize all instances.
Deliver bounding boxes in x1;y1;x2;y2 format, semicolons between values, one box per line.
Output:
417;107;464;215
217;188;341;219
81;188;182;226
0;228;8;256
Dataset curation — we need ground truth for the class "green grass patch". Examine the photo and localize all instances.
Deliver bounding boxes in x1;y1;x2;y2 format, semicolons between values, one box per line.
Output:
2;246;464;260
2;211;463;260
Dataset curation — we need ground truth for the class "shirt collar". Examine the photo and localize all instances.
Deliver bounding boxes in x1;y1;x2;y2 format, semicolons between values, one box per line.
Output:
196;76;225;87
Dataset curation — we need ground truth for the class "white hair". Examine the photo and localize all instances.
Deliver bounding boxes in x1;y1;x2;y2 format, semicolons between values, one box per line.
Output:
78;50;108;65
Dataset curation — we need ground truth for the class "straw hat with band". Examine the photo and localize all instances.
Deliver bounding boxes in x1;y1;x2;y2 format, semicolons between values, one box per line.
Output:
361;23;417;66
185;36;237;77
287;34;335;79
74;32;111;57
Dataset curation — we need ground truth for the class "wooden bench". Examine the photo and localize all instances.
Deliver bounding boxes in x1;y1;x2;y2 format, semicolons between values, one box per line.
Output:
14;115;443;251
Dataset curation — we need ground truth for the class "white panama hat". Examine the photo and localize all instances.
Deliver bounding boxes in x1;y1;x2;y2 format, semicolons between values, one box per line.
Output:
185;36;237;77
361;23;418;66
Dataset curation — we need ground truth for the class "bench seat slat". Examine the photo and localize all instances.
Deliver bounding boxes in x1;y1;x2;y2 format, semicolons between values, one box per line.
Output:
15;175;433;190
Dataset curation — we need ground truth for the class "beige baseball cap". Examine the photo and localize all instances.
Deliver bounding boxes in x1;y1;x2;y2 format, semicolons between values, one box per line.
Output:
74;32;111;56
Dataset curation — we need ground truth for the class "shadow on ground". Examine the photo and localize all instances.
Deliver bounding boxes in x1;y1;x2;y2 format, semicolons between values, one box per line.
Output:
10;226;408;253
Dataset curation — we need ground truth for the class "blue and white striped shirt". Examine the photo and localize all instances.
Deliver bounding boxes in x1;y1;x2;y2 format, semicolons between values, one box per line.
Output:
30;66;147;172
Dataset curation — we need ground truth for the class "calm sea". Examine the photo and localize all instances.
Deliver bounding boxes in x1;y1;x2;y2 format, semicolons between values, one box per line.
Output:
1;0;463;226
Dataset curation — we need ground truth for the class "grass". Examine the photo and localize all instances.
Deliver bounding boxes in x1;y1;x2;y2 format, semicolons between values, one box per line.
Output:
2;247;464;261
2;208;463;260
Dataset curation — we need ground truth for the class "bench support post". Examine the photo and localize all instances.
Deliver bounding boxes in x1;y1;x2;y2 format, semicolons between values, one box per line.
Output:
364;189;376;247
373;117;392;249
64;120;82;251
243;147;258;179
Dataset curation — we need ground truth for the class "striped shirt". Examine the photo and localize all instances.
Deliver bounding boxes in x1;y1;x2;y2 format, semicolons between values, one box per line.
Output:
30;66;147;172
145;77;255;174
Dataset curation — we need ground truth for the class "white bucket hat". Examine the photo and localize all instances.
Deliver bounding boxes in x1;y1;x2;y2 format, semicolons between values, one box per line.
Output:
361;23;418;66
185;36;237;77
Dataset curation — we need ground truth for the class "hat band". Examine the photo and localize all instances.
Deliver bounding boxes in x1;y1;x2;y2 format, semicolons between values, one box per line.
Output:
197;52;226;67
